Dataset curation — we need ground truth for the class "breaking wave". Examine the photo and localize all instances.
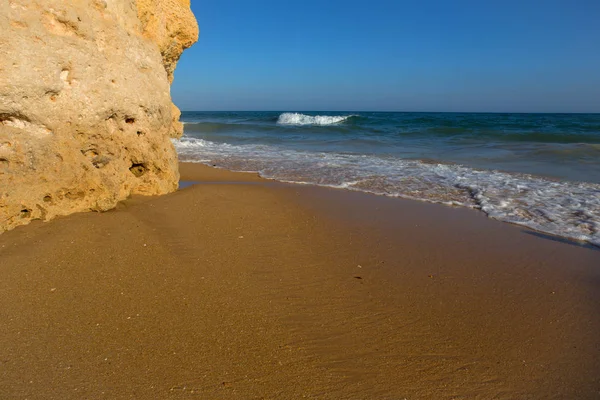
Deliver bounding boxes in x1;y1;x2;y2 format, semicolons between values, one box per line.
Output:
277;112;357;126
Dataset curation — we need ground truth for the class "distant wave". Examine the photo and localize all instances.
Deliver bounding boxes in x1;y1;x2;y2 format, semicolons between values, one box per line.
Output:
277;112;357;126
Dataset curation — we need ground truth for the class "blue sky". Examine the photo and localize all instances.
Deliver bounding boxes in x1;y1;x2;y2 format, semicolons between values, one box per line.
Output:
171;0;600;112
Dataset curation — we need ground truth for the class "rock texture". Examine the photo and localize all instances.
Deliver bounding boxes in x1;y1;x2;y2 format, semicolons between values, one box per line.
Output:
0;0;198;232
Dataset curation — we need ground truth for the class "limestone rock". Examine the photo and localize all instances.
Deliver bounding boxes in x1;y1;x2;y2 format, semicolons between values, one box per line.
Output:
0;0;198;232
136;0;199;83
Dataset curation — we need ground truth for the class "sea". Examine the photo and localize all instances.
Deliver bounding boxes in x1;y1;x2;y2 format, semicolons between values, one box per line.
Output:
175;111;600;247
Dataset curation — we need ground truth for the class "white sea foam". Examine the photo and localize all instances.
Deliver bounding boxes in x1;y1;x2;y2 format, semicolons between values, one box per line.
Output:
277;112;355;126
174;136;600;247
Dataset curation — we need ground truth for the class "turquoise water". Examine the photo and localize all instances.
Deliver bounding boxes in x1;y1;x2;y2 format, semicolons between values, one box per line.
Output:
175;111;600;246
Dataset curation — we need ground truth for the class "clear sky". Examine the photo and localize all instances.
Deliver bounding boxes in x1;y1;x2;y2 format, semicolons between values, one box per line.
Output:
171;0;600;112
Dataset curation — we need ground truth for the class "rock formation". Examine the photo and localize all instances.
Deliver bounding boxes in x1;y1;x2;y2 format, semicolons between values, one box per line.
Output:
0;0;198;232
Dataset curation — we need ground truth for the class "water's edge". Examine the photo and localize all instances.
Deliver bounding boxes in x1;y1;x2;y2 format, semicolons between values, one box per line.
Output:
176;112;600;248
179;157;600;249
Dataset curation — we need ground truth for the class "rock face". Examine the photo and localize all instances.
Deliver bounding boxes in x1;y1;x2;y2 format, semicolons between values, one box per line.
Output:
0;0;198;232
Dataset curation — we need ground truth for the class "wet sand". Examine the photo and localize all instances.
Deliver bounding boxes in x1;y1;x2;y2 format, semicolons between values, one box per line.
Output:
1;162;599;399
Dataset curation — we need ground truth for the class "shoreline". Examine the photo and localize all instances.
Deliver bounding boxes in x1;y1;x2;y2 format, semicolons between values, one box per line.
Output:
176;112;600;249
1;162;599;398
180;161;600;250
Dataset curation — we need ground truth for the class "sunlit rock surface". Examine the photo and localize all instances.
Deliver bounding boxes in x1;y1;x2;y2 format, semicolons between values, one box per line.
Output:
0;0;198;232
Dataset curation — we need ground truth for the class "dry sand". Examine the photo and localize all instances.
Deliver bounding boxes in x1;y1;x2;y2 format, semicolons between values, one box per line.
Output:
1;162;599;399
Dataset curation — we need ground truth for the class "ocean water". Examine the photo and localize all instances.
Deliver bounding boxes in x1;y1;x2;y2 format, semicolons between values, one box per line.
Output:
175;111;600;247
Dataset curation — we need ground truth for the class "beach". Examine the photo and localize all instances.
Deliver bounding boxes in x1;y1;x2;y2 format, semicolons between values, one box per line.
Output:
1;162;599;399
4;0;598;398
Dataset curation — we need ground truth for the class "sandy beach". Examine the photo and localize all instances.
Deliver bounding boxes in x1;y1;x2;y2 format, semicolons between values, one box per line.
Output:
1;162;599;399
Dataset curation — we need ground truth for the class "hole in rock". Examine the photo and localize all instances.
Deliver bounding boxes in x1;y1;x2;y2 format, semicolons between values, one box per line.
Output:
125;117;135;124
81;149;98;159
129;163;147;177
136;130;145;136
65;191;85;200
43;195;52;203
21;209;31;218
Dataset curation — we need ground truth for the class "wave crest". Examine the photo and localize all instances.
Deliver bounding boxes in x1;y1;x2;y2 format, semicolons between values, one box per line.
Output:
277;112;356;126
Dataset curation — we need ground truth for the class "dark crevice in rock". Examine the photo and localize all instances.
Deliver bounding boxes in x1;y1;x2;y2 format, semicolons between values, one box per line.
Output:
0;112;31;123
82;148;98;158
129;163;147;177
1;112;51;135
